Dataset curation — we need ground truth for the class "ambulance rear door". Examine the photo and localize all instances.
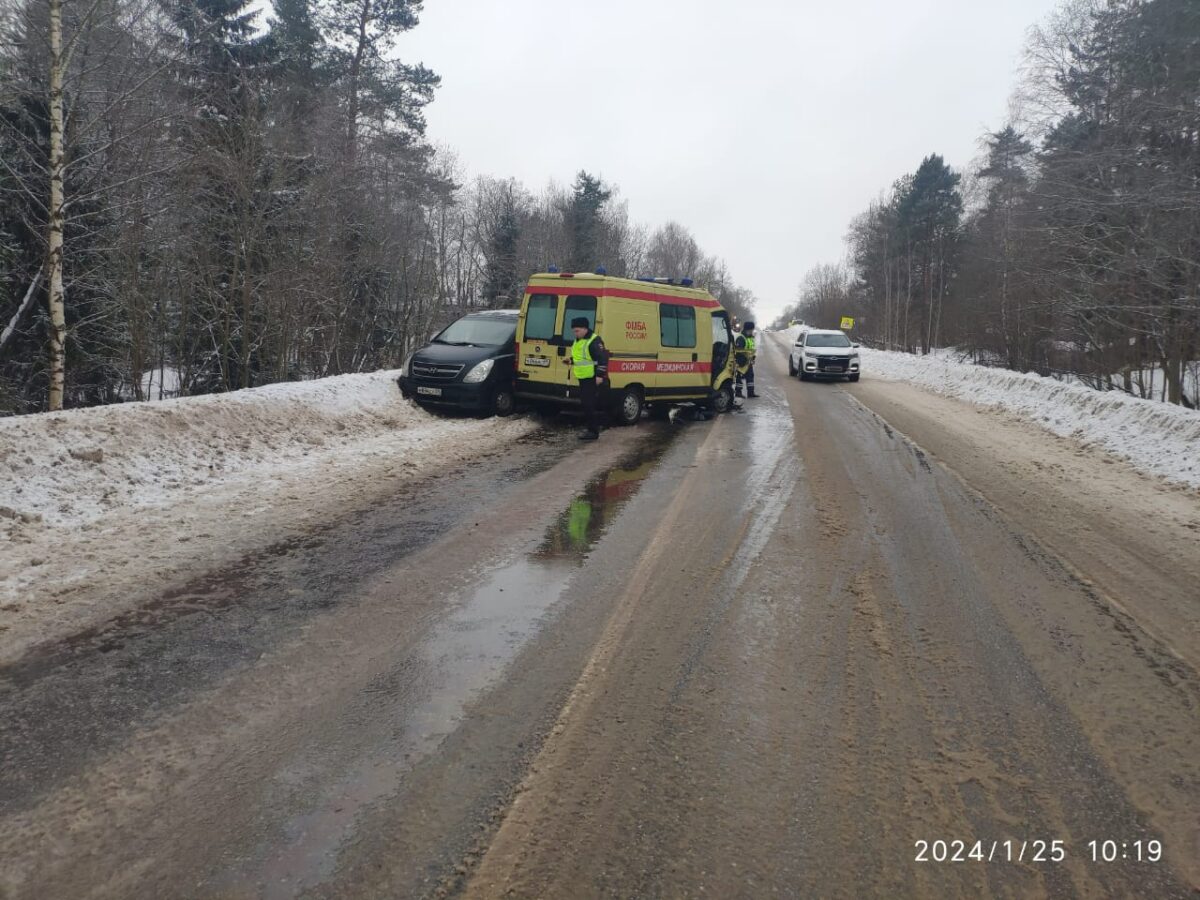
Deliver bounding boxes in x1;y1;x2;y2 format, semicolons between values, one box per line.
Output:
518;291;566;388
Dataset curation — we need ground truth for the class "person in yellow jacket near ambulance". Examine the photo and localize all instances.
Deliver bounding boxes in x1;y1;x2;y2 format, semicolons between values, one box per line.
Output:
569;316;609;440
734;320;758;399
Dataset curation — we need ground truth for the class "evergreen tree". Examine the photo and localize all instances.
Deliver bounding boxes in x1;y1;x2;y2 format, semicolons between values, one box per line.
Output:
566;171;611;272
484;196;521;308
896;155;962;353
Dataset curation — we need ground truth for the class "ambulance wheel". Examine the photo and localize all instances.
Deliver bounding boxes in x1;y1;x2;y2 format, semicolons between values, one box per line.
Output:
787;356;797;376
710;382;734;414
611;387;643;426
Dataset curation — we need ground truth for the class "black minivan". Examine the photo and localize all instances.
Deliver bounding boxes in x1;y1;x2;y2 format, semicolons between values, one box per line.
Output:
398;309;519;416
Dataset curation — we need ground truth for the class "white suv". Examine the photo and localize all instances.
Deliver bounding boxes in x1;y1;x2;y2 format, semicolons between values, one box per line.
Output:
788;329;861;382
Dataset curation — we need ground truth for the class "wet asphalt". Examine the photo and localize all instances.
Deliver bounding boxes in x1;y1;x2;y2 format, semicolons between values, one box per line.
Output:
2;352;1197;899
0;424;629;811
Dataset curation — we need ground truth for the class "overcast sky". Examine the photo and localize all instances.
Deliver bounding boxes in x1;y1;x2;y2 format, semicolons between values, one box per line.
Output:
402;0;1062;322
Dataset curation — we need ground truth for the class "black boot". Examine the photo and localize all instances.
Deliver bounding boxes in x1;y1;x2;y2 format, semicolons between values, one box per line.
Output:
747;389;758;398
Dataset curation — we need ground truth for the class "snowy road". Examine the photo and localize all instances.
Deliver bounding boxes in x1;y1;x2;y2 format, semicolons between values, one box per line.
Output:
2;338;1198;898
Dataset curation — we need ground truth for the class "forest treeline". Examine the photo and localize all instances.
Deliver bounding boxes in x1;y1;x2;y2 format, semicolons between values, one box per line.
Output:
776;0;1199;407
0;0;754;413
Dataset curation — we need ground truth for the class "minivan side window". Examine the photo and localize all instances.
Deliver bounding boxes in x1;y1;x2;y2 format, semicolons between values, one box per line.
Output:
524;294;558;341
661;304;696;348
561;295;598;342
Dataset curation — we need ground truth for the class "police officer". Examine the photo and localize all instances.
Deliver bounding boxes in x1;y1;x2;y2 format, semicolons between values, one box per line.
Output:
734;320;758;399
569;316;608;440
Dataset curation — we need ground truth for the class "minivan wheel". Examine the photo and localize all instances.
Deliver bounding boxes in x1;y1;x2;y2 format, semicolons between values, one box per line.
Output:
611;387;643;426
493;388;515;417
711;382;734;414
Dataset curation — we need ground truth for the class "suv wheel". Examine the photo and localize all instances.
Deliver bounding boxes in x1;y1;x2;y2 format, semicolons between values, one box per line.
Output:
787;356;797;376
493;388;515;416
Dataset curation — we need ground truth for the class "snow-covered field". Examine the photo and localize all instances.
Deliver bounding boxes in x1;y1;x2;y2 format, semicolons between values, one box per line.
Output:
785;325;1199;490
0;372;535;656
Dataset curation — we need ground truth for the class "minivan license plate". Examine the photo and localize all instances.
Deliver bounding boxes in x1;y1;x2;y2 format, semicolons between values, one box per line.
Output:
524;355;551;367
416;386;442;396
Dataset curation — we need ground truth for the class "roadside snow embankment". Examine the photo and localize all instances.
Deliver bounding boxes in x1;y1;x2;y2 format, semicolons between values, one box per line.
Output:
860;347;1200;489
0;372;537;654
0;370;531;529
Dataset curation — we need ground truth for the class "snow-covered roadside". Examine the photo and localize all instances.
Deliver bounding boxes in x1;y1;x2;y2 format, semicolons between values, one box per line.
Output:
0;369;515;528
774;325;1200;488
0;372;536;658
847;344;1200;489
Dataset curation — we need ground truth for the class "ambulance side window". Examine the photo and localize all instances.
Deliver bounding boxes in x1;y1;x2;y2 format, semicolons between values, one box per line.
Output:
525;294;558;342
561;296;597;342
661;304;696;348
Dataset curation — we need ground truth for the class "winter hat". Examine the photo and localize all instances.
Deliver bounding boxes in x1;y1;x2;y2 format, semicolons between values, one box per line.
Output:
571;317;590;329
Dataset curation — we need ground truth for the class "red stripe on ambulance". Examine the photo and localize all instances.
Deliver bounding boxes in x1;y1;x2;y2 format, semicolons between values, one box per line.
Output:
608;360;713;374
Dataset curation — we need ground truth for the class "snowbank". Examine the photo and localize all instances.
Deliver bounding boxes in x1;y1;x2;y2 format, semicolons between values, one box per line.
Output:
860;348;1200;489
0;371;533;528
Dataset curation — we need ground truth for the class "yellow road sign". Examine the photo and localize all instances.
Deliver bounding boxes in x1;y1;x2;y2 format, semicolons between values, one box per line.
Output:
840;316;855;331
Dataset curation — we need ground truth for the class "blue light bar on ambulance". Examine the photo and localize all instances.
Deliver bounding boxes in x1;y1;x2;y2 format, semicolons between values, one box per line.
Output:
680;278;694;287
547;265;560;273
595;266;607;275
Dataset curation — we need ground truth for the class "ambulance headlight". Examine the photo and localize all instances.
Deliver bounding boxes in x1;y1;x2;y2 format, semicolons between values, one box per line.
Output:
462;359;495;383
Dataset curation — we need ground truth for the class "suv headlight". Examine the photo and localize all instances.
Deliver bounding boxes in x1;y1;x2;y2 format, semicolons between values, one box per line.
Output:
462;359;494;384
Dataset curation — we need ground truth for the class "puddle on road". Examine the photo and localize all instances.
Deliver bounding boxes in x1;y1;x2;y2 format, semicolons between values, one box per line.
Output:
535;429;677;560
227;428;680;898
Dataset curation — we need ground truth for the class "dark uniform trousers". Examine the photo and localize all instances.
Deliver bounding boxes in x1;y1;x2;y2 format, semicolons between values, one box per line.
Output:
579;376;601;434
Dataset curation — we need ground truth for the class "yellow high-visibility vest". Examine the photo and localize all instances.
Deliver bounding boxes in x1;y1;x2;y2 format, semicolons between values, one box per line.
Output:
571;333;599;379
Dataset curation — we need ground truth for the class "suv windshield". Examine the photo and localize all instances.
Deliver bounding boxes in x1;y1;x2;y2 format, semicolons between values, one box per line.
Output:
805;333;852;348
434;315;516;347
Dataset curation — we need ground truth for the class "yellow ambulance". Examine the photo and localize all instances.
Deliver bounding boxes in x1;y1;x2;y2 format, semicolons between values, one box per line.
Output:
514;271;737;424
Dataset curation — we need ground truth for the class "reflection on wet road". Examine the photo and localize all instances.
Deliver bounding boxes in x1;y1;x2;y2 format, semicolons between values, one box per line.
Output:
220;429;684;896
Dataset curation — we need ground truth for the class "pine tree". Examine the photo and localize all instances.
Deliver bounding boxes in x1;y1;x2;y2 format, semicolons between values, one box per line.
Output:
896;155;962;353
567;171;611;272
484;198;521;308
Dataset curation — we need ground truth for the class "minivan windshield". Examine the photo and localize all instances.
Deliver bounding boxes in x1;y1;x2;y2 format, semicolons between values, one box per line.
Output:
433;315;516;347
805;333;852;348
